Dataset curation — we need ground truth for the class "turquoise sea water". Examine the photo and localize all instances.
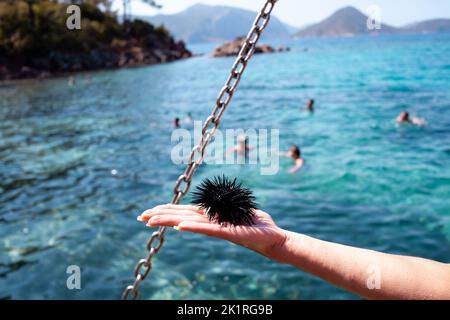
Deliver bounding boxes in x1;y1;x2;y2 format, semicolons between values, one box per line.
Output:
1;34;450;299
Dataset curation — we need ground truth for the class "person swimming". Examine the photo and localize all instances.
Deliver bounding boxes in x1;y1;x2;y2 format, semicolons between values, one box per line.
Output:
68;76;75;86
306;99;314;112
285;145;305;173
174;117;181;128
184;112;193;124
396;111;426;126
226;134;254;159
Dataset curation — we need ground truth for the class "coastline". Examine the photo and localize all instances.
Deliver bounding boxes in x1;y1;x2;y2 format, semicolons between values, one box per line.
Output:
0;58;194;87
0;57;192;87
0;42;192;82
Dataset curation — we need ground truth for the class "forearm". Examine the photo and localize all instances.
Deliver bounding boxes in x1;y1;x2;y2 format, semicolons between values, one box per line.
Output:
141;204;450;299
275;231;450;300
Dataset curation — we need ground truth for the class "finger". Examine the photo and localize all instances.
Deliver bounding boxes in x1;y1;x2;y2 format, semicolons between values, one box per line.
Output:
138;208;204;222
176;221;233;241
146;214;209;227
140;208;199;219
141;204;203;215
153;204;203;212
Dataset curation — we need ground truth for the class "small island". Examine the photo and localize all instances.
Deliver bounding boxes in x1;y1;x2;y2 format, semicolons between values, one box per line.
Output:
0;1;191;81
211;36;290;58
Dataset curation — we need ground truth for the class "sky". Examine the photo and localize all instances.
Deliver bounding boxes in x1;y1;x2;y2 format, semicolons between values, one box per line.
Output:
112;0;450;28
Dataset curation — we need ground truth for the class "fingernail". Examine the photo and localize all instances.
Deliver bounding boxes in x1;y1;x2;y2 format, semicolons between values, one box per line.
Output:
146;217;158;227
137;216;143;222
173;226;180;231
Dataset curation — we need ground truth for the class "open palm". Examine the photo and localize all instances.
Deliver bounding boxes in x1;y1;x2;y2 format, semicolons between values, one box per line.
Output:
138;204;287;260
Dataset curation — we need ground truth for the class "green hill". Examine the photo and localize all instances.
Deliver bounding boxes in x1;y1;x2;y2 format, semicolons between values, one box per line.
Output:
0;0;191;80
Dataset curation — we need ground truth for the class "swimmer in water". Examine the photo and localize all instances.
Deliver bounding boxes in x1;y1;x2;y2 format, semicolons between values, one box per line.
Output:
174;117;181;128
226;135;253;158
285;145;304;173
396;111;426;126
184;112;193;124
306;99;314;112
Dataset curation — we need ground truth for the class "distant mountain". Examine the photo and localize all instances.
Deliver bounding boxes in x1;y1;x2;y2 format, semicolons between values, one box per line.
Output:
283;23;300;35
140;4;291;43
294;6;450;38
294;6;398;38
403;19;450;34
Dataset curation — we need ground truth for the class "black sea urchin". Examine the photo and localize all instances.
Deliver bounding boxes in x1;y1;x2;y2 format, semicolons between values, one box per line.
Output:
191;176;258;226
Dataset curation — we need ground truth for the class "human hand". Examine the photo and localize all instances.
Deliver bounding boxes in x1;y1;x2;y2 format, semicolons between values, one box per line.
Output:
412;117;427;126
137;204;288;262
288;166;298;174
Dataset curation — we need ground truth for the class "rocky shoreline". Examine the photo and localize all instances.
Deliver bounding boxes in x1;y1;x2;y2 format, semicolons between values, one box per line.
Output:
0;34;293;81
0;40;191;81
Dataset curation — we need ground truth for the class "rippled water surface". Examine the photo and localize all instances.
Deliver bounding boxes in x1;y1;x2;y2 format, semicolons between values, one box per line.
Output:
1;34;450;299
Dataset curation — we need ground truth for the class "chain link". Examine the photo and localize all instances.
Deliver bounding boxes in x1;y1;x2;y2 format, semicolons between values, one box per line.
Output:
121;0;278;300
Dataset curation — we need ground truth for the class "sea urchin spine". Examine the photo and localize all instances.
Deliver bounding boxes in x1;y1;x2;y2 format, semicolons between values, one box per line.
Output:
190;175;258;226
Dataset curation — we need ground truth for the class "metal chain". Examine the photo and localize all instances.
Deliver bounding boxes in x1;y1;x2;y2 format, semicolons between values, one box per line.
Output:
121;0;278;300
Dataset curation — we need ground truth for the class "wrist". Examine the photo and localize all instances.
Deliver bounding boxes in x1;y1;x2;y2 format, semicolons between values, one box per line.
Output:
267;229;295;264
268;229;305;264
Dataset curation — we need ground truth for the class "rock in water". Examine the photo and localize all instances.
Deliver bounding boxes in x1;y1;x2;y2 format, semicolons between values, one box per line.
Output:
211;36;288;57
